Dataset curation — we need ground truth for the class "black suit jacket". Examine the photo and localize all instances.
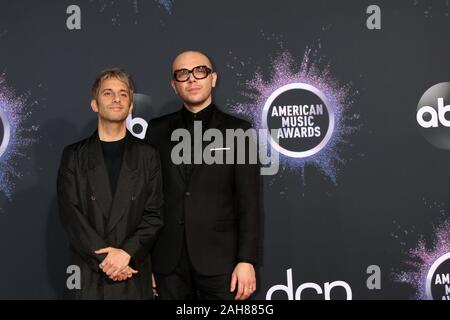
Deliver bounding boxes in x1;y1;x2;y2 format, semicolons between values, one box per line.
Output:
57;130;163;299
145;105;260;276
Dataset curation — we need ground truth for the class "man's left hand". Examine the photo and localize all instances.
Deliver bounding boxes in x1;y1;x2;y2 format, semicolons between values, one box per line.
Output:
95;247;131;279
230;262;256;300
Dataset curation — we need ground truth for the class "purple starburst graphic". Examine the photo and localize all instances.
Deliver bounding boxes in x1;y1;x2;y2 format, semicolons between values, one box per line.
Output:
155;0;174;14
412;0;450;18
88;0;174;26
0;75;38;199
394;218;450;300
91;0;174;24
229;48;359;183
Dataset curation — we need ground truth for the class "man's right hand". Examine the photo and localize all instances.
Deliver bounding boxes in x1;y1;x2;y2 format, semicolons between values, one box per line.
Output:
95;247;131;278
111;266;139;282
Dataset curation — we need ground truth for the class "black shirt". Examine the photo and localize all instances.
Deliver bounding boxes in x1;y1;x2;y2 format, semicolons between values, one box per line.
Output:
181;103;215;127
181;104;215;182
101;137;126;196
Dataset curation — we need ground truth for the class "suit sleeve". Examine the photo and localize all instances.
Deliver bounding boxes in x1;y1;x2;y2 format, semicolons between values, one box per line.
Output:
57;147;109;273
234;123;261;265
121;149;164;266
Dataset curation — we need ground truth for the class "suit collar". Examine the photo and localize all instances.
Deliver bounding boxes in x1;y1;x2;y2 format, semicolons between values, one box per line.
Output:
175;103;224;130
88;130;137;171
181;103;215;126
87;130;138;234
171;104;226;185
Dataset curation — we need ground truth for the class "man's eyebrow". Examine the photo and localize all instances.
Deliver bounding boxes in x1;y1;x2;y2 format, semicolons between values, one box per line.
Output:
101;88;129;92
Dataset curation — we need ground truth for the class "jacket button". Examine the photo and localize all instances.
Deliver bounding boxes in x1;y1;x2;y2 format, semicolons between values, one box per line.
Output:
178;220;185;225
185;191;191;197
131;195;136;201
91;195;96;201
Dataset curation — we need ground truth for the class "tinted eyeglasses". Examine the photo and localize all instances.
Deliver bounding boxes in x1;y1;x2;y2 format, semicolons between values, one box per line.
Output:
173;65;213;82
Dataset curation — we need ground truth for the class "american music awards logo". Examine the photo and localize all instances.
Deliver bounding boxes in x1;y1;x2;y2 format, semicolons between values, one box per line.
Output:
262;83;334;158
0;106;10;159
0;75;38;199
426;252;450;300
394;214;450;300
230;49;359;183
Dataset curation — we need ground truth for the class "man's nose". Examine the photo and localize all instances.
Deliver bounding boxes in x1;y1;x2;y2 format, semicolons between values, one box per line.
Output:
187;74;197;83
113;93;121;102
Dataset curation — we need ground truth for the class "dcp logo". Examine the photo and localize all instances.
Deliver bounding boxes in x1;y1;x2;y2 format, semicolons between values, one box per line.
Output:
416;82;450;149
0;107;11;158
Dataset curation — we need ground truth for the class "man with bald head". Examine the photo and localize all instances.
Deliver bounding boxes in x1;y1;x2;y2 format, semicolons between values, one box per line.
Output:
145;51;260;300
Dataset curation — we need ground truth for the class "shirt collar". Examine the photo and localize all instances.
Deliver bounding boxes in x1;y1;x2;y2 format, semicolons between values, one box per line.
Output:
182;103;215;125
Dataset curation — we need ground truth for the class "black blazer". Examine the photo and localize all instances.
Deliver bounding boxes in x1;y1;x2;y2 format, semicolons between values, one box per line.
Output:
57;131;163;299
145;105;260;276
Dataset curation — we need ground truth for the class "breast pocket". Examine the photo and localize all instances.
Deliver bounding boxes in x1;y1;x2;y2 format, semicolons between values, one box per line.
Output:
207;146;233;165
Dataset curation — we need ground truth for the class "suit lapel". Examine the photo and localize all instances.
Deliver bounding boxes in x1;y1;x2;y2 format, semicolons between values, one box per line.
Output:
170;111;188;183
106;131;138;234
87;131;113;220
168;106;225;185
189;107;224;182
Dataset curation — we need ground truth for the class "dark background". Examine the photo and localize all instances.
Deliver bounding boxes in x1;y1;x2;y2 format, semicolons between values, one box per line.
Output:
0;0;449;299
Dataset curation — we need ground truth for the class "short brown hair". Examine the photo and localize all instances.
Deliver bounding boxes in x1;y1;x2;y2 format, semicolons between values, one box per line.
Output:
91;68;135;101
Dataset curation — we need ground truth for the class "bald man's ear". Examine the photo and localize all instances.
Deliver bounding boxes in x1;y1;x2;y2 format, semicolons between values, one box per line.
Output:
211;72;218;88
91;99;99;113
171;80;179;95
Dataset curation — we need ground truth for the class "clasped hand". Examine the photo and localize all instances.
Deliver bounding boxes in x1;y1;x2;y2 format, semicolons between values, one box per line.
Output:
95;247;138;281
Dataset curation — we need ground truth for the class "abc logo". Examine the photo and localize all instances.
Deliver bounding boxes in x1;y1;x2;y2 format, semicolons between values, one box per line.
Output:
127;93;183;140
416;82;450;149
0;107;11;158
126;94;152;139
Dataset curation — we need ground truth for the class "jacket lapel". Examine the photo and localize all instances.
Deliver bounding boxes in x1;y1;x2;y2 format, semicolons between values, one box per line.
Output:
189;107;224;182
169;106;225;185
87;131;113;221
106;131;138;234
170;111;188;183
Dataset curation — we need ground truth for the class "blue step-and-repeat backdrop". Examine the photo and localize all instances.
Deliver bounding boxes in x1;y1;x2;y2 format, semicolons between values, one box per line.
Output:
0;0;449;300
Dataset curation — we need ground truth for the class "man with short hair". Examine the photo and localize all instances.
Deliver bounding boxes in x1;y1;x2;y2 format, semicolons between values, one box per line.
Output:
146;51;260;300
57;68;163;299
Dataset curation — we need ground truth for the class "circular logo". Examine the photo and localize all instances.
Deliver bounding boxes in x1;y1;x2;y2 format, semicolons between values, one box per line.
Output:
262;83;334;158
416;82;450;149
426;252;450;300
0;107;11;158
